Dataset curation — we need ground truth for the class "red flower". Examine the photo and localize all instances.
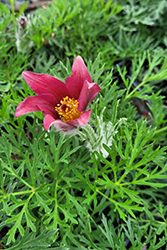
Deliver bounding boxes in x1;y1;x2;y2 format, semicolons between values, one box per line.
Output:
15;56;101;133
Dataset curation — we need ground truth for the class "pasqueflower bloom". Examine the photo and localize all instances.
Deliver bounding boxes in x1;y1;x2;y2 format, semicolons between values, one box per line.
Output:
15;56;101;133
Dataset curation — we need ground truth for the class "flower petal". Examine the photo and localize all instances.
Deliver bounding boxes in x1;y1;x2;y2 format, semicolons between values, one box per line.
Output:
77;110;91;126
77;80;101;111
46;115;78;133
65;56;92;99
15;94;59;118
22;71;70;99
43;114;57;131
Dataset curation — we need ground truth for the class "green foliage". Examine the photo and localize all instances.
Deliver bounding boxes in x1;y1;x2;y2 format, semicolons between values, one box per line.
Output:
1;0;167;249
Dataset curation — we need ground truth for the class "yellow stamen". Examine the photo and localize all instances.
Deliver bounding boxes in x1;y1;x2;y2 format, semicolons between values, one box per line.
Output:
55;96;83;123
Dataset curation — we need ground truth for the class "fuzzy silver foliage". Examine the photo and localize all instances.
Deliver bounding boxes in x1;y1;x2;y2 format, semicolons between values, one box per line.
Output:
79;108;127;158
15;15;35;53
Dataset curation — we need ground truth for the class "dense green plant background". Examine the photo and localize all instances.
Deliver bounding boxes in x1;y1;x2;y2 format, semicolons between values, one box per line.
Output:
1;0;167;249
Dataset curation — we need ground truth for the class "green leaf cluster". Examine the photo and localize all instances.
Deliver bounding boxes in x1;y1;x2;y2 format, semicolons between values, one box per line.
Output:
1;0;167;249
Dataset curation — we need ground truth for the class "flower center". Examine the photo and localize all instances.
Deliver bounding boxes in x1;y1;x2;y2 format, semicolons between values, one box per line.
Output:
55;96;83;123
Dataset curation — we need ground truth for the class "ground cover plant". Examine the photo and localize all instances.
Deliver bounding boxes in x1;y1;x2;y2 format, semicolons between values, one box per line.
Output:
1;0;167;249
